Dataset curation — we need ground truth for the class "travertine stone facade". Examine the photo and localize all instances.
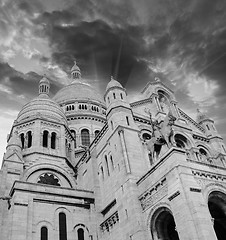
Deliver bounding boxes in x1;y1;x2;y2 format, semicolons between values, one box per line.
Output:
0;61;226;240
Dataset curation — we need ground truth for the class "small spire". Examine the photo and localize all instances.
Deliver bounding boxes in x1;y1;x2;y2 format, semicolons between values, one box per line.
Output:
111;76;114;81
39;75;50;97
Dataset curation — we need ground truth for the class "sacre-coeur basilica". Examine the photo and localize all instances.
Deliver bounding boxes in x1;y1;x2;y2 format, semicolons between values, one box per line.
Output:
0;61;226;240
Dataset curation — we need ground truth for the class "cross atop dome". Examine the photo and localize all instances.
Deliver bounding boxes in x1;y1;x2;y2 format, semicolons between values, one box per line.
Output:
71;60;81;81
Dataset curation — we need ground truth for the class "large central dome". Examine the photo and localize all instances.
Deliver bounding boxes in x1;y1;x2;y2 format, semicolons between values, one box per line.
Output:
53;82;104;105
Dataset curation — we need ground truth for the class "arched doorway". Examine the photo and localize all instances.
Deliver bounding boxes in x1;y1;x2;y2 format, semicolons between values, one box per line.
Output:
208;191;226;240
151;207;179;240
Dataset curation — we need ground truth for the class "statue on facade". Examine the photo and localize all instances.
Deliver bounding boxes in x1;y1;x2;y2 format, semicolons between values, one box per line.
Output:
146;111;176;163
159;96;169;113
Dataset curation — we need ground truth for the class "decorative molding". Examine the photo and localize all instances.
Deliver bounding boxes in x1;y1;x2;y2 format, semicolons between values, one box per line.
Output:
130;98;152;107
168;190;180;201
100;211;119;233
190;187;201;192
192;170;226;189
14;202;28;206
139;178;167;211
16;121;35;130
192;170;226;181
41;121;61;129
133;115;151;125
193;134;209;142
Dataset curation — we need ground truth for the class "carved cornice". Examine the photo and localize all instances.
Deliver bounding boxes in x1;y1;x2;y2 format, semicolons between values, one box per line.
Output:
139;178;167;211
130;97;152;107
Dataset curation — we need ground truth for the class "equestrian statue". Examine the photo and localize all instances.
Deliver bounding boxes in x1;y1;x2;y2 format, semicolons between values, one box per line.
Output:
146;111;176;163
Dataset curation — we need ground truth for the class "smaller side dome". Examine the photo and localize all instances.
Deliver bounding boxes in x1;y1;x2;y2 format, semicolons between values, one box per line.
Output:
106;76;123;91
16;75;68;125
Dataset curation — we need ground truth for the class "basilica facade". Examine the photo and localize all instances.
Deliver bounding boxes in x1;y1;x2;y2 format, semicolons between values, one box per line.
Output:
0;61;226;240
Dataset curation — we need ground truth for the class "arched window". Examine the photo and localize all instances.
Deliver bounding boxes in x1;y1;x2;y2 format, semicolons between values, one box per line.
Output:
43;130;49;148
71;130;76;148
51;132;56;149
105;155;110;176
59;212;67;240
94;130;100;138
77;228;84;240
20;133;25;149
41;226;48;240
120;93;123;99
110;155;114;170
126;116;130;126
27;131;32;148
100;166;104;180
113;93;116;99
81;129;90;146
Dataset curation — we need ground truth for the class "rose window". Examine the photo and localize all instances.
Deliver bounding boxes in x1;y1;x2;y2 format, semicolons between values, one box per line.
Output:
37;173;60;186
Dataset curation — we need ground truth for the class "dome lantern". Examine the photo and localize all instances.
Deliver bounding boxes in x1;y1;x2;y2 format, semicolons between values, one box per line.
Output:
71;60;81;81
39;75;50;98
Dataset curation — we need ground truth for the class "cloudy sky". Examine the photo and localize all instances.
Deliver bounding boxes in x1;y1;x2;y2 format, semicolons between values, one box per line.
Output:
1;0;226;161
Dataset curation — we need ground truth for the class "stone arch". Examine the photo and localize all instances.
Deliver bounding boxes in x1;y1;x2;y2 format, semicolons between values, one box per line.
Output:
173;131;194;149
23;163;76;188
148;204;179;240
155;86;175;101
208;190;226;240
202;183;226;204
196;144;211;162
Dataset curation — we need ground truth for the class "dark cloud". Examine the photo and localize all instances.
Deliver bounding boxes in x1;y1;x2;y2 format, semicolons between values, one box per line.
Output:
0;62;62;110
1;0;226;142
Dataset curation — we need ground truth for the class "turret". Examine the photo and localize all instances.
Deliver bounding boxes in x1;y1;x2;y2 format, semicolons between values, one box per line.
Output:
71;60;81;81
196;109;218;137
104;76;136;130
197;109;226;154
